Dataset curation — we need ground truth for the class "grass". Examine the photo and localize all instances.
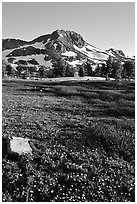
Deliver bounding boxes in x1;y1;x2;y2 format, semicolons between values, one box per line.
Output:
2;79;135;202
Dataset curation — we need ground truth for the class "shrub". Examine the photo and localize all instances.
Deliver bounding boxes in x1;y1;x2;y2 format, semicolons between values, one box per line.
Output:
55;86;79;96
86;121;135;162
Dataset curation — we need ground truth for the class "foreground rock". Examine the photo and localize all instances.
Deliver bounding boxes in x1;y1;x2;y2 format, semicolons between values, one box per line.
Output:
2;136;32;156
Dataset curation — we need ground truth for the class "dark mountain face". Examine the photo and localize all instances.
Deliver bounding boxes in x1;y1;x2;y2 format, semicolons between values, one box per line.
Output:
30;34;51;44
2;29;133;69
2;30;85;51
6;46;47;57
2;39;28;51
66;30;85;48
50;30;85;47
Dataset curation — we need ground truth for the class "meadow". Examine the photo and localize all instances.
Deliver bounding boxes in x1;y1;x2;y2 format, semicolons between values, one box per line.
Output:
2;78;135;202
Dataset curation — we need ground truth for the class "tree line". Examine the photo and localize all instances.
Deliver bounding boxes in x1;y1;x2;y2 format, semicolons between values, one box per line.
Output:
3;56;135;80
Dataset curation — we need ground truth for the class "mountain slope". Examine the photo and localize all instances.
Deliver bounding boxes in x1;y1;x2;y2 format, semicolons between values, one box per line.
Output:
2;29;133;69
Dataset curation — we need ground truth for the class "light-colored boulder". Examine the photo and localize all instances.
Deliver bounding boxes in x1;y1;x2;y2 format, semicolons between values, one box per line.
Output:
3;136;32;155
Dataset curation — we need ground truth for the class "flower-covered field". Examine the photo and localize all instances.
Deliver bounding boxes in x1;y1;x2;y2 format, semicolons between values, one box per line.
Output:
2;79;135;202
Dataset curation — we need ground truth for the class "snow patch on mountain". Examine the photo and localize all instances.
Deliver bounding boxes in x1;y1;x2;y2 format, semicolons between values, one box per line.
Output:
67;60;84;67
19;42;45;49
2;49;14;59
86;44;96;51
62;51;77;57
11;63;18;68
74;45;108;62
44;38;51;45
30;42;45;49
44;60;52;67
54;43;58;49
106;50;116;57
59;33;64;37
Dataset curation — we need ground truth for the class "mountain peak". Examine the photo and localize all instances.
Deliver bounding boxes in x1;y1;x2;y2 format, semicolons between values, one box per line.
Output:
50;29;85;47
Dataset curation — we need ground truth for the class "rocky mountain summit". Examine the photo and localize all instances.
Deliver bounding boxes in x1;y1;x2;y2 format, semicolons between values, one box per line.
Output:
2;29;134;71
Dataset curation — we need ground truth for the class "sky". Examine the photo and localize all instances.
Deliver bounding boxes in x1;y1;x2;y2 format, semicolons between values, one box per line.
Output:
2;2;135;57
